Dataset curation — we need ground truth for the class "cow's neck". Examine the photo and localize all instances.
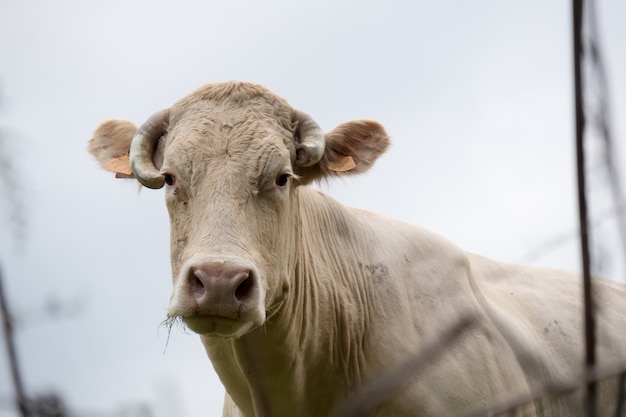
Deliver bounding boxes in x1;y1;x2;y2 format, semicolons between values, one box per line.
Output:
200;187;376;417
286;187;373;382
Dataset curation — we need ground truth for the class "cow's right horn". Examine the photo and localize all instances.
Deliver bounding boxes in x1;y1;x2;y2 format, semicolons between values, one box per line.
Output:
130;108;170;189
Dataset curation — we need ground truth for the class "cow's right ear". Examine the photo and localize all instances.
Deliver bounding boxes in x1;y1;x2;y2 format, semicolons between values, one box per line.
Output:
88;119;167;180
297;120;390;183
88;120;137;178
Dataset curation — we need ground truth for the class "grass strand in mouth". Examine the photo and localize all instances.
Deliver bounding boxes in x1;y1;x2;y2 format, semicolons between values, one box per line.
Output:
159;315;187;353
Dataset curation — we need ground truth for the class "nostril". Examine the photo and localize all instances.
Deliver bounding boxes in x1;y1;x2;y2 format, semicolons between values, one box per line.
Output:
190;273;205;297
235;275;253;301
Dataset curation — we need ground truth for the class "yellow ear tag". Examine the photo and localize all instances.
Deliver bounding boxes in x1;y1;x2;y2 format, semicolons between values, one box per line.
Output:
328;155;356;172
105;154;133;177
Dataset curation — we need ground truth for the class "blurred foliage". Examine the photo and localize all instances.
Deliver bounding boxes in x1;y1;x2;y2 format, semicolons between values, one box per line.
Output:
27;394;69;417
0;88;154;417
0;112;26;241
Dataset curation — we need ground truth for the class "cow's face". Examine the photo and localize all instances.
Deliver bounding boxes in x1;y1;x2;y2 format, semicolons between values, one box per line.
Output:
89;82;389;338
162;94;301;337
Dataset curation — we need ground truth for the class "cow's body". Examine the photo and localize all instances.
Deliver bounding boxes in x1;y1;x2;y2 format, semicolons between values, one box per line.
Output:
89;82;626;417
210;188;626;417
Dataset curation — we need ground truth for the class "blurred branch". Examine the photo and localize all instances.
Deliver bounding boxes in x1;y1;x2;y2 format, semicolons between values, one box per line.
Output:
583;0;626;256
0;265;29;417
328;316;478;417
519;202;626;265
461;364;626;417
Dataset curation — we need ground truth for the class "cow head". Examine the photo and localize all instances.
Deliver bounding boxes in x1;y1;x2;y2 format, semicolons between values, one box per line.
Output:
89;82;389;338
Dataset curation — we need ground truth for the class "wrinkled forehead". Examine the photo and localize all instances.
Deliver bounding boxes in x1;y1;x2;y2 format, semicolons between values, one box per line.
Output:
163;97;297;179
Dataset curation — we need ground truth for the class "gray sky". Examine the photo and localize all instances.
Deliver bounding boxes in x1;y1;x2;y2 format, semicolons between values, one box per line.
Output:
1;1;625;416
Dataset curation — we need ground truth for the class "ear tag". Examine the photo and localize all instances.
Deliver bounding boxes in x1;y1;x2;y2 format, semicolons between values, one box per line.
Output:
328;155;356;172
105;154;133;177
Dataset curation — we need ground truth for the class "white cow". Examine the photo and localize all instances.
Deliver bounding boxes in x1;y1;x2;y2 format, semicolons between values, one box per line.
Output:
89;81;626;417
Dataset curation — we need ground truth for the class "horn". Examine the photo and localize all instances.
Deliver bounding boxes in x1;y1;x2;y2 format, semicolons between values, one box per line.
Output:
294;110;325;167
130;108;170;189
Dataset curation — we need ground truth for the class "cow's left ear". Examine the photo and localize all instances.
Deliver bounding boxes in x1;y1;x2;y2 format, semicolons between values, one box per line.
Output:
298;120;390;183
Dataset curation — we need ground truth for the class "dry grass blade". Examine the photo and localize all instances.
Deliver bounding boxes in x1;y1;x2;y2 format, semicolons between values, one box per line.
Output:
327;316;478;417
159;315;186;354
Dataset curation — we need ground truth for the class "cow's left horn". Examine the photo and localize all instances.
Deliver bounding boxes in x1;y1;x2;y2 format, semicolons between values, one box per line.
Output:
294;110;325;167
130;108;170;189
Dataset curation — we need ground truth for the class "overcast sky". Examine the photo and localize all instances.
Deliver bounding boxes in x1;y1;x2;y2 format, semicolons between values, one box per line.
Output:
1;1;625;416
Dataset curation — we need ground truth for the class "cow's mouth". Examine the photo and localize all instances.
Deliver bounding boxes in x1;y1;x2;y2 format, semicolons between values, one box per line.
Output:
182;314;257;338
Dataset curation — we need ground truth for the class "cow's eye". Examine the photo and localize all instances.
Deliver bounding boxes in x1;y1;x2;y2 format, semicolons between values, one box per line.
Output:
276;173;290;187
163;173;175;186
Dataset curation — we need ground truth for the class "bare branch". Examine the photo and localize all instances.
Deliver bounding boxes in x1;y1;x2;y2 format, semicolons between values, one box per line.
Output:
572;0;598;414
